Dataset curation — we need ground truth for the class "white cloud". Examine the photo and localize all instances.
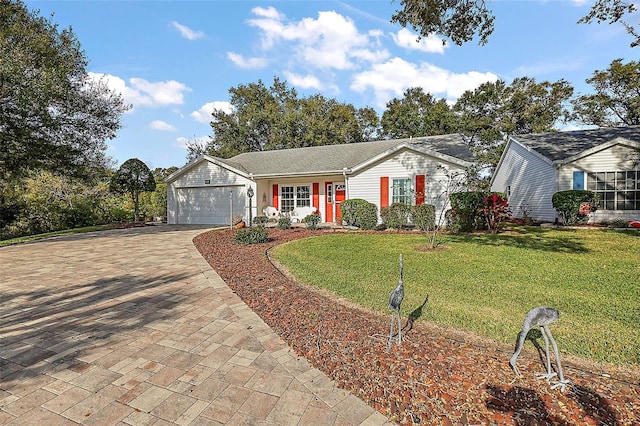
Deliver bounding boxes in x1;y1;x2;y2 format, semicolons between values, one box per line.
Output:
171;21;204;40
391;28;447;54
149;120;177;131
88;73;191;108
247;8;389;70
350;57;498;107
176;135;209;150
282;72;324;91
190;101;234;124
227;52;267;69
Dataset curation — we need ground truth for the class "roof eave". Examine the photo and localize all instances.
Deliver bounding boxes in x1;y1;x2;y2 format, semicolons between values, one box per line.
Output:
553;137;640;166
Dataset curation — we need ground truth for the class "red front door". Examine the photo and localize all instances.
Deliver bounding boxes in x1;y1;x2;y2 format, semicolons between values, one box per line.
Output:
335;184;346;223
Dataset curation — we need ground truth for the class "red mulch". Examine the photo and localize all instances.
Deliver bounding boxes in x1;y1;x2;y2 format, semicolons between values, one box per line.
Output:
193;228;640;425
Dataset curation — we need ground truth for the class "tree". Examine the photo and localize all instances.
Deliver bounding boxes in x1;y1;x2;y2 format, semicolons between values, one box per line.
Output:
571;58;640;127
1;0;128;219
110;159;156;223
454;77;573;183
138;167;178;220
578;0;639;47
206;77;379;158
381;87;457;139
390;0;495;46
391;0;639;47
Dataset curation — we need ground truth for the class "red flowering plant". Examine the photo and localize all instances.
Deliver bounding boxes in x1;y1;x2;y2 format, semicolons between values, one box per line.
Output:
479;193;511;234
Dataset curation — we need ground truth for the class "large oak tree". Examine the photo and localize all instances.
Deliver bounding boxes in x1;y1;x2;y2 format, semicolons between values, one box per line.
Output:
203;78;380;159
1;0;128;227
571;58;640;127
381;87;457;139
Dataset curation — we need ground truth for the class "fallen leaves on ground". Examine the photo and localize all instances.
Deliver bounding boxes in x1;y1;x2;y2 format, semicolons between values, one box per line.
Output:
193;228;640;425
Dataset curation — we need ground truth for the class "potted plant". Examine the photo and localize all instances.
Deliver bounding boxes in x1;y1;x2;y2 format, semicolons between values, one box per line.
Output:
232;214;245;228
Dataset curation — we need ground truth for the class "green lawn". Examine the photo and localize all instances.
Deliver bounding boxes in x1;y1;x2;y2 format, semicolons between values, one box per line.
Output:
271;226;640;367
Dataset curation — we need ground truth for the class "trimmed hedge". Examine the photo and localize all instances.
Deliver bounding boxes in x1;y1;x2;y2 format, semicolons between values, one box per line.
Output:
411;204;436;231
340;199;378;230
380;202;411;229
552;190;599;225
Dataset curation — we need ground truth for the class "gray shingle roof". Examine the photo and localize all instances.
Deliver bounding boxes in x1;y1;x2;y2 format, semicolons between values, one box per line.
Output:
216;134;474;176
510;126;640;162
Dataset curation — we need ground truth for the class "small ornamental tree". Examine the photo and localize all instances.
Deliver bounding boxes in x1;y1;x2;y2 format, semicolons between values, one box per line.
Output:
110;158;156;222
552;190;599;225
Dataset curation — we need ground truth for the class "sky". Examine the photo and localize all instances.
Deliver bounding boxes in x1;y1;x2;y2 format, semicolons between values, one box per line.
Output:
24;0;639;170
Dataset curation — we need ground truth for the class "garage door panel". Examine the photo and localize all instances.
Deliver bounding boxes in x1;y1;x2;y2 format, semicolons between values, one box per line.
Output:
177;187;244;225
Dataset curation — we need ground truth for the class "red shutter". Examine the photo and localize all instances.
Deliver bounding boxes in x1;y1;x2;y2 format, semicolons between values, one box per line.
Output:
380;176;389;208
272;184;279;209
415;174;425;205
312;182;320;213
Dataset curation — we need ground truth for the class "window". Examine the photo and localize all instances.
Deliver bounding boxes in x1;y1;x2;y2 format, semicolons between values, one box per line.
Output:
587;171;639;210
392;178;412;205
326;184;333;203
280;185;311;212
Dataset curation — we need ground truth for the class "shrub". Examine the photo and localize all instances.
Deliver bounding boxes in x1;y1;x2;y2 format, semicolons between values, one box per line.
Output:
479;193;510;233
339;199;378;230
277;216;292;230
381;203;411;229
235;226;269;244
411;204;436;231
340;199;366;226
449;192;486;232
253;216;269;226
552;190;599;225
305;213;321;230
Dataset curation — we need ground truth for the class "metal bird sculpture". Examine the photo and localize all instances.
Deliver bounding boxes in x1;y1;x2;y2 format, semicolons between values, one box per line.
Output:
509;306;570;391
387;254;404;348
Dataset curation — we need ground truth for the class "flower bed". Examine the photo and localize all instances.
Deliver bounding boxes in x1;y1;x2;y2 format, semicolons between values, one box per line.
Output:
193;228;639;425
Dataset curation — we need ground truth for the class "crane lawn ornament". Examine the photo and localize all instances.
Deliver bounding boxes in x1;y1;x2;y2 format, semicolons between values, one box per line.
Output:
387;254;405;349
509;306;570;392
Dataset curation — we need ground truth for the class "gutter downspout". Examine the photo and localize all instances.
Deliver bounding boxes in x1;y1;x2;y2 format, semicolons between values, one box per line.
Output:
342;167;350;199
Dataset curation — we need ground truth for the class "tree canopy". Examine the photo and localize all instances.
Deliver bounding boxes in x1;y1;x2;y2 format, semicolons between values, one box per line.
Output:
391;0;639;47
204;77;380;158
571;58;640;127
0;0;129;187
454;77;574;177
381;87;457;139
110;158;156;222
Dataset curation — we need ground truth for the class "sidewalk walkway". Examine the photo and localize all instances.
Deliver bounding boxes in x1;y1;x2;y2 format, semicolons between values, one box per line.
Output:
0;225;390;425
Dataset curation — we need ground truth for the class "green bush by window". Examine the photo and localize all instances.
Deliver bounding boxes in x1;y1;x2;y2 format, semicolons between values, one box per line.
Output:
381;202;411;229
552;190;599;225
278;216;292;230
304;213;321;230
411;204;436;231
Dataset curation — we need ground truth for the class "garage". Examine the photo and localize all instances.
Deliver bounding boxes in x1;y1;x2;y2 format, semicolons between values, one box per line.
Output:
176;186;245;225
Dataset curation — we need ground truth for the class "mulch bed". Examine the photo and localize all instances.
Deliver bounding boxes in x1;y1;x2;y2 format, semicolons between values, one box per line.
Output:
193;227;640;425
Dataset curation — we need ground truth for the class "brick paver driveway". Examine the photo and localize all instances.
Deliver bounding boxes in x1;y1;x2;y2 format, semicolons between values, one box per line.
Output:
0;225;389;425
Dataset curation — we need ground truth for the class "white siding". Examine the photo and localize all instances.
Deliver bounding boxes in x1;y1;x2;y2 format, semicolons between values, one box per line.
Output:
491;141;557;222
559;143;640;223
167;160;254;225
349;148;467;223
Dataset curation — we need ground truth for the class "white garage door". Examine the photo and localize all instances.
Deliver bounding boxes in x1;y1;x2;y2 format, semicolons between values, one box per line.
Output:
177;187;245;225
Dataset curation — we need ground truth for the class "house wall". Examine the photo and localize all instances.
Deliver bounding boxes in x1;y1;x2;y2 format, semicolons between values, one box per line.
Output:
559;143;640;223
167;160;253;225
257;174;342;222
349;148;467;224
491;141;558;222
